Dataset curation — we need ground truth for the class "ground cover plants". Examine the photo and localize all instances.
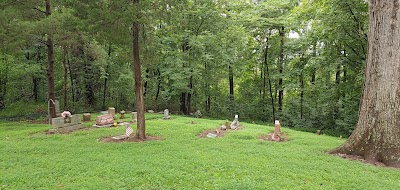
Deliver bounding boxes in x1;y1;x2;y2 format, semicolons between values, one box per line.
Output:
1;113;399;189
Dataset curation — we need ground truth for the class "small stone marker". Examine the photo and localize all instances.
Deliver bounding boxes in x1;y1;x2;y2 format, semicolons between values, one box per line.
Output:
55;100;60;116
132;112;137;122
163;109;171;119
272;120;281;141
83;113;91;121
94;114;114;127
120;110;126;119
230;115;240;130
112;135;128;140
206;133;217;138
108;107;116;118
148;110;155;113
194;110;202;118
100;111;108;115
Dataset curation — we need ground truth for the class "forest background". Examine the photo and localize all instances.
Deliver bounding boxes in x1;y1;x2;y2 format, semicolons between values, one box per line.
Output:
0;0;368;137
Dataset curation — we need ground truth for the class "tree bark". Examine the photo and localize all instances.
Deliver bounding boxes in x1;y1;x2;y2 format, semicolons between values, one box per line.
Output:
102;43;111;110
278;26;285;112
132;0;146;139
330;0;400;168
263;33;275;122
229;63;234;110
46;0;56;120
62;46;68;109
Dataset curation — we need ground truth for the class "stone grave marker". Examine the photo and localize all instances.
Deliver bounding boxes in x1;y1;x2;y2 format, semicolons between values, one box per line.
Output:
83;113;91;121
55;100;60;116
272;120;281;141
108;107;116;118
50;114;84;133
163;109;171;119
132;112;137;122
120;110;125;119
230;115;240;130
93;114;114;127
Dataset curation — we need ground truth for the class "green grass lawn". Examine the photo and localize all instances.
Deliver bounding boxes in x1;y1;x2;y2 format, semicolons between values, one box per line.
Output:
0;113;399;189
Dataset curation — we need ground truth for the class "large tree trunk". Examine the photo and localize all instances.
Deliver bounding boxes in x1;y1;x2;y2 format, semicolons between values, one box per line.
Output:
330;0;400;168
46;0;56;120
132;0;146;139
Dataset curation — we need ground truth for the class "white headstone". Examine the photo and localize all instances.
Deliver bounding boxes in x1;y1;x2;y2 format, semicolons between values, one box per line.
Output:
163;109;170;119
132;112;137;122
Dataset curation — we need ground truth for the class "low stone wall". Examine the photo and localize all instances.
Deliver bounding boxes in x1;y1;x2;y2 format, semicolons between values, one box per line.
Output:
50;115;84;133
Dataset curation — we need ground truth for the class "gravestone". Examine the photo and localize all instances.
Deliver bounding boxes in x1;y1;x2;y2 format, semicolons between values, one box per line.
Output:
108;107;116;118
148;110;155;113
55;100;60;116
94;114;114;127
50;114;84;133
120;110;126;119
83;113;91;121
194;110;202;118
163;109;171;119
230;115;240;130
272;120;281;141
132;112;137;122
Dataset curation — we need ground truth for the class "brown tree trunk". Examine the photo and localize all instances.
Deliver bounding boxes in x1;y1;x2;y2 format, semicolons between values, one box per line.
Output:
263;33;275;122
132;0;146;139
278;26;284;112
62;46;68;109
330;0;400;168
229;63;234;110
46;0;56;120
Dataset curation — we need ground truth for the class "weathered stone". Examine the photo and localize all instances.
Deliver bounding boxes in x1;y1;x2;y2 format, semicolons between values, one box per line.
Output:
112;135;128;140
70;115;80;124
96;114;114;126
206;133;217;138
220;125;227;130
51;117;65;128
230;115;240;130
148;110;155;113
272;120;281;141
163;109;171;119
132;112;137;122
120;110;125;119
100;111;108;115
194;110;202;118
54;100;60;114
83;113;91;121
108;107;116;117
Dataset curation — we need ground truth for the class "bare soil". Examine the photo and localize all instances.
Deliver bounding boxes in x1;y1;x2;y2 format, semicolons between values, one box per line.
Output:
100;135;161;143
259;132;289;142
331;153;389;168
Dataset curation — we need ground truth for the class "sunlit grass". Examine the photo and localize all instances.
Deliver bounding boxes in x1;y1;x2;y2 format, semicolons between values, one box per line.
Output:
0;113;399;189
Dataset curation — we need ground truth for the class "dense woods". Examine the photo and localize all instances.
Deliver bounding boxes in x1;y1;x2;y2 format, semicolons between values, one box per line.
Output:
0;0;368;136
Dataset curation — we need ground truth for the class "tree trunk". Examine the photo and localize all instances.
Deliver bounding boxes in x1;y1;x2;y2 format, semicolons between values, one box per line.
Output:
62;46;68;109
187;74;193;114
155;68;161;101
102;44;111;110
46;0;56;120
180;92;187;114
132;1;146;139
263;34;275;122
330;0;400;168
204;62;211;113
229;63;234;110
278;26;284;112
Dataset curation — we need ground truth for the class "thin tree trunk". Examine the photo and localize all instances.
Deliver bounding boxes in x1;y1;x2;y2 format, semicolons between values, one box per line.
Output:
229;63;234;111
180;93;187;114
300;71;304;120
132;0;146;139
46;0;56;121
155;68;161;101
278;26;284;112
330;0;400;168
62;46;68;109
263;33;275;121
204;62;210;113
103;44;111;110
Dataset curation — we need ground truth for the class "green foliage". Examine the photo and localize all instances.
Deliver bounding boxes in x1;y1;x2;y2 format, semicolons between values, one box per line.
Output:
1;115;399;189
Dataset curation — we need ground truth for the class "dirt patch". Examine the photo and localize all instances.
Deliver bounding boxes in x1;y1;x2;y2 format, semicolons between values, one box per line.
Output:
332;153;389;168
100;135;161;143
259;132;289;142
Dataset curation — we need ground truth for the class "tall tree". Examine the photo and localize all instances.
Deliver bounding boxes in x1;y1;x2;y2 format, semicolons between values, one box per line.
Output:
132;0;146;139
330;0;400;168
46;0;56;119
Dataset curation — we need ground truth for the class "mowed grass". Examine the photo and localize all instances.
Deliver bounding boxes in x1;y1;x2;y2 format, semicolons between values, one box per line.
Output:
0;113;399;189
